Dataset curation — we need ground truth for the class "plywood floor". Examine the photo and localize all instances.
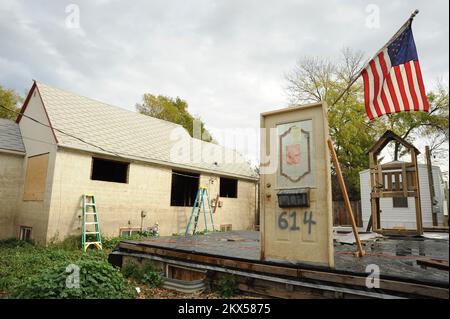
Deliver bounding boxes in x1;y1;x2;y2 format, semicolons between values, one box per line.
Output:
122;230;449;285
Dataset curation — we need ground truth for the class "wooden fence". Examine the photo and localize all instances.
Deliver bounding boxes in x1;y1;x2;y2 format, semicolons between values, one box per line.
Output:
332;200;363;227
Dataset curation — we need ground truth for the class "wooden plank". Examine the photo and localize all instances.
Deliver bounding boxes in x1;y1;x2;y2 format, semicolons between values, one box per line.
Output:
426;146;438;226
23;153;49;201
407;172;415;191
379;229;420;236
394;173;400;191
377;164;383;188
411;152;423;235
417;259;449;271
423;226;449;233
381;162;415;170
328;139;365;257
402;163;408;197
371;191;416;198
118;242;449;299
369;152;380;232
387;173;393;192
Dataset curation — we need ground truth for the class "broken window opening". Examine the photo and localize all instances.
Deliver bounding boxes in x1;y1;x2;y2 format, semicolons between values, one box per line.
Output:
170;170;199;207
91;157;129;183
220;177;238;198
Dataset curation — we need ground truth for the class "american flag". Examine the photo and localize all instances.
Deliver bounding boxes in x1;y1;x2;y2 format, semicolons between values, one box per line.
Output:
361;23;429;120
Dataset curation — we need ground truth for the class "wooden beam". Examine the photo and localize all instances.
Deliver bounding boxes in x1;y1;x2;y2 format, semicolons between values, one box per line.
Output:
327;139;365;257
371;191;417;198
426;146;438;226
412;151;424;235
402;163;408;197
417;259;449;271
117;242;449;299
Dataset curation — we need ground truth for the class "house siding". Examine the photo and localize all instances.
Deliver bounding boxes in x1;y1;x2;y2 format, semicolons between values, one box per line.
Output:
14;86;58;244
46;147;257;242
359;164;445;229
0;152;24;239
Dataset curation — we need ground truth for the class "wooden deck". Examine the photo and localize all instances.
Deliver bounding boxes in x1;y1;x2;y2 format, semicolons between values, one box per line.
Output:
109;231;449;299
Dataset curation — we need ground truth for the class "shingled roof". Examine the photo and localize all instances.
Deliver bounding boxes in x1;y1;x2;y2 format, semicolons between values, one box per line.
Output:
22;82;257;180
0;118;25;154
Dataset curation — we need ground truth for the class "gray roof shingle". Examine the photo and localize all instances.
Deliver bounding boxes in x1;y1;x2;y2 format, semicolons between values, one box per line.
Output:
0;118;25;153
36;82;257;179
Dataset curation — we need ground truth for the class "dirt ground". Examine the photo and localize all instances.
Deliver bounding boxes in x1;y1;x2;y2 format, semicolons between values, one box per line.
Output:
135;284;261;299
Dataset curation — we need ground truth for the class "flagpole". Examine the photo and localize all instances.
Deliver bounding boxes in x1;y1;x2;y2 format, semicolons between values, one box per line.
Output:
330;9;420;108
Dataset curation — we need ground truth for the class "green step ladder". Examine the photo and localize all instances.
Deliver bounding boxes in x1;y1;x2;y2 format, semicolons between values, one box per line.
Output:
185;186;215;235
81;194;102;252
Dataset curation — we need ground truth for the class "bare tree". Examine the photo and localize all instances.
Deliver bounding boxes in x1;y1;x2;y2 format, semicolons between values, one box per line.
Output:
285;48;364;105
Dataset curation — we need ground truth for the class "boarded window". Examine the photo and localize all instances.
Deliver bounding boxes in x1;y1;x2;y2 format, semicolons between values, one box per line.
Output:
220;177;238;198
393;197;408;208
23;153;49;201
91;158;129;183
170;171;199;207
19;226;32;241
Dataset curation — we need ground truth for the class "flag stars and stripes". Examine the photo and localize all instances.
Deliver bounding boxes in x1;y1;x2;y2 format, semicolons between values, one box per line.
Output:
362;24;429;120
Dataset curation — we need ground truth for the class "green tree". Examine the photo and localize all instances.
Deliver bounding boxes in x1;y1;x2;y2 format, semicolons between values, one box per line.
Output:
0;85;23;120
379;82;449;160
136;94;214;142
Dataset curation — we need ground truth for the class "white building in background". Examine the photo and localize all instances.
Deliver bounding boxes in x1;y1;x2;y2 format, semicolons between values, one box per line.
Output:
360;161;446;230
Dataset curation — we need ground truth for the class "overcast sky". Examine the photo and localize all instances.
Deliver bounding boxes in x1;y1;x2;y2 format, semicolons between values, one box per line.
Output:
1;0;448;165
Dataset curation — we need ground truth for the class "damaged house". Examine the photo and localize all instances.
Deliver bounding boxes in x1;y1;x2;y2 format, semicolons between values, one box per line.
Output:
0;81;258;244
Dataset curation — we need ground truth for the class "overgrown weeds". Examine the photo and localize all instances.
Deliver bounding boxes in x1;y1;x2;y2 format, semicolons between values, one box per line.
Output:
216;275;239;298
121;262;163;288
12;257;135;299
0;231;161;299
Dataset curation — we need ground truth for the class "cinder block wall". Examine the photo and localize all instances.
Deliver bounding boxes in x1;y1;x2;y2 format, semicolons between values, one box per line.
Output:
46;147;257;243
0;152;24;239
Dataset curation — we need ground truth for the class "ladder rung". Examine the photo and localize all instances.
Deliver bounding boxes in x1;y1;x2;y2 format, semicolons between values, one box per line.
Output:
85;213;96;215
85;222;98;225
85;241;102;244
85;231;99;234
85;203;96;206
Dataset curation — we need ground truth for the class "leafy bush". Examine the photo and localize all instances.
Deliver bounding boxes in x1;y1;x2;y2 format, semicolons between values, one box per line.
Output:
121;262;163;288
216;275;239;298
49;235;82;251
0;238;35;249
121;262;143;281
0;241;83;292
102;232;156;250
12;257;136;299
142;271;163;288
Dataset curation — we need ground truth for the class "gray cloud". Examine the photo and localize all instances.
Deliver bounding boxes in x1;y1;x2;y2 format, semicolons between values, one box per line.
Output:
0;0;448;163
